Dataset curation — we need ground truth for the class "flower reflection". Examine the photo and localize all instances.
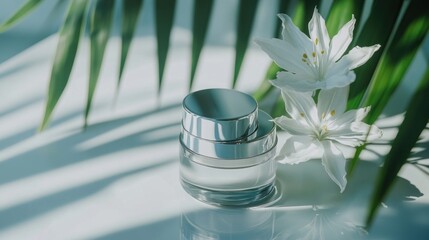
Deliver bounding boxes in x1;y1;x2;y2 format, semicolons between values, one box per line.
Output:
274;207;367;240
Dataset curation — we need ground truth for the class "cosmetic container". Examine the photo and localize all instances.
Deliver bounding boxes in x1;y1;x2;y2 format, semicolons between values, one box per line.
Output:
179;88;277;206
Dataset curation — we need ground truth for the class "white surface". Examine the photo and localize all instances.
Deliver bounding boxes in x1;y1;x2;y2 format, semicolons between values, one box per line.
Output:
0;32;428;240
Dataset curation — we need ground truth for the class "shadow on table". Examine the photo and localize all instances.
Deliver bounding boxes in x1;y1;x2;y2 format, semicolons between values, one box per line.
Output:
0;159;173;231
0;103;181;186
94;160;426;240
0;103;181;230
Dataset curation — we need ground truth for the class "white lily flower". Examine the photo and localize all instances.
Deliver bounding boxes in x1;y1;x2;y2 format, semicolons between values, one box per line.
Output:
255;8;381;92
274;87;382;192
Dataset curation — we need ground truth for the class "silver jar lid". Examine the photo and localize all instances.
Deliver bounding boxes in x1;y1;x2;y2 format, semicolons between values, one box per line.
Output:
180;110;277;165
182;88;258;141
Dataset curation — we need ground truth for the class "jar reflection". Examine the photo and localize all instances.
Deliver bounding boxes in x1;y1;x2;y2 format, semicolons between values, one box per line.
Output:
180;208;274;240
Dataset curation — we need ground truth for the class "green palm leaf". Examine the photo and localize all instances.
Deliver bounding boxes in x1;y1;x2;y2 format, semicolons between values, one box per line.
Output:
325;0;364;34
39;0;88;131
347;0;404;110
117;0;144;93
232;0;259;88
84;0;115;127
189;0;214;90
155;0;176;94
366;68;429;227
362;0;429;124
0;0;43;32
349;0;428;188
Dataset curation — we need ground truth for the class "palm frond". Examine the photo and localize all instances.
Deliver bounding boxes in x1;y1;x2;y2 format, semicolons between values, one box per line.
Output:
189;0;214;90
347;0;405;110
366;68;429;227
232;0;259;88
0;0;43;32
155;0;176;94
85;0;115;127
39;0;89;131
117;0;144;93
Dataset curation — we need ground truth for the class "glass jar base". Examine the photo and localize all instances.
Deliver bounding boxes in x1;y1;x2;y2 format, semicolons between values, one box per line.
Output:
181;180;276;207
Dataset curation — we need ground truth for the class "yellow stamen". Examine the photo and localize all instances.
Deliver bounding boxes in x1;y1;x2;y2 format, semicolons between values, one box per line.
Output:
300;112;305;117
330;110;336;116
312;52;316;58
322;124;328;133
303;53;308;59
321;112;326;119
321;50;325;54
315;38;319;45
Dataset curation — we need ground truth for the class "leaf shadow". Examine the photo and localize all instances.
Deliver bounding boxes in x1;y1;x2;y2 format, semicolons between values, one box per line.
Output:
0;102;181;186
0;158;174;230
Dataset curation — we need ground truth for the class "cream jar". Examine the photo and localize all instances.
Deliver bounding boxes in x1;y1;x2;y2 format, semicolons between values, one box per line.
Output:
179;88;277;206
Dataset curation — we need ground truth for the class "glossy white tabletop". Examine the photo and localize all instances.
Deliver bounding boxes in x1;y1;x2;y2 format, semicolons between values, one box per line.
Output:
0;33;428;240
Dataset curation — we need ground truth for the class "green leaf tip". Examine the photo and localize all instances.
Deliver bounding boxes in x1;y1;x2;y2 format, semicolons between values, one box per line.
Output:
155;0;177;94
117;0;144;95
0;0;43;33
84;0;115;127
189;0;214;90
232;0;259;88
39;0;89;131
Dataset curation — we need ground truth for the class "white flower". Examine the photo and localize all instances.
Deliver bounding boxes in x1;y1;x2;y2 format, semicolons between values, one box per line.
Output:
255;8;380;92
274;87;382;192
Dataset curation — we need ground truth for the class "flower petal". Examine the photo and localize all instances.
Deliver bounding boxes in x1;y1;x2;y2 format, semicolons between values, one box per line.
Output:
276;135;321;164
278;13;313;53
271;71;320;92
273;116;313;135
254;38;312;75
321;141;347;192
329;122;382;147
322;70;356;89
317;86;349;120
331;107;370;128
329;15;356;62
308;7;330;51
280;88;320;128
351;122;383;140
335;44;381;70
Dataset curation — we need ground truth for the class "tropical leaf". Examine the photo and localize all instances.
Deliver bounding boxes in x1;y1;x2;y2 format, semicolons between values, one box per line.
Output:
366;68;429;227
232;0;259;88
84;0;115;127
349;0;428;174
347;0;404;110
0;0;43;32
39;0;88;131
155;0;176;94
117;0;144;93
189;0;214;90
325;0;364;34
292;0;319;34
363;0;429;124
